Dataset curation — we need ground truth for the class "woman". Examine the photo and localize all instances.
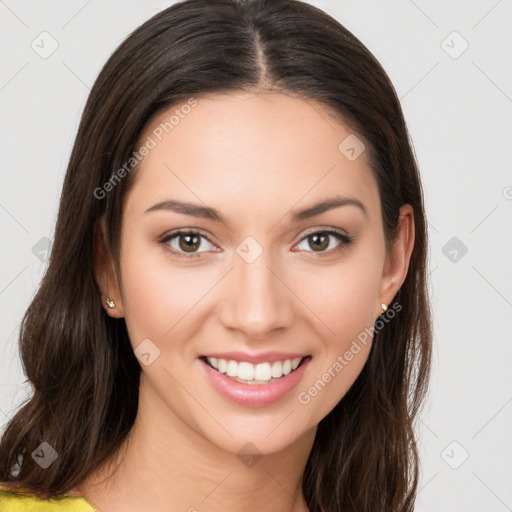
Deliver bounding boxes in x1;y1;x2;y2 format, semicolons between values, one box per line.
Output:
0;0;432;510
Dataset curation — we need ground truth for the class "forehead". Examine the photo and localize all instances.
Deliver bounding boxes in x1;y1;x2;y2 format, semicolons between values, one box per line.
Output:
125;92;379;223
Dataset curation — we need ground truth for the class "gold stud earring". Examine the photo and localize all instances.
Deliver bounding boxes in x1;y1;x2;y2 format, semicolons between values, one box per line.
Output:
105;297;116;309
381;303;388;312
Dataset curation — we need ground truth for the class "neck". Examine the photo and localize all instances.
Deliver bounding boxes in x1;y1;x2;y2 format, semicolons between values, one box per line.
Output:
75;379;316;512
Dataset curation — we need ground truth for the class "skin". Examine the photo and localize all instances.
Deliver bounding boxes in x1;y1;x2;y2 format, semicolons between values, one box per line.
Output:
77;91;414;512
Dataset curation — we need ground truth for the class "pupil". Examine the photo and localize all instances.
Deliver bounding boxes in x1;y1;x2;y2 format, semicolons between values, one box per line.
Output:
180;234;200;252
310;233;328;251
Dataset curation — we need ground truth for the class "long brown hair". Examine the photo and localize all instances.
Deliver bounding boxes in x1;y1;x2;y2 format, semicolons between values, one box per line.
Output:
0;1;432;510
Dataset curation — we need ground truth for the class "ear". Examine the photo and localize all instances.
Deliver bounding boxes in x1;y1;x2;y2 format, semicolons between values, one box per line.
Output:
377;204;415;316
93;217;124;318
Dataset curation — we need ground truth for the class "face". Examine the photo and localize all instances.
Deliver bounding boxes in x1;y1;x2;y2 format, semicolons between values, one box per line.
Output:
99;91;412;456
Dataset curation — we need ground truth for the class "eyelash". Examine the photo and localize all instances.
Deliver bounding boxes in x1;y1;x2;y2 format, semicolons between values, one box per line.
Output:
157;228;354;259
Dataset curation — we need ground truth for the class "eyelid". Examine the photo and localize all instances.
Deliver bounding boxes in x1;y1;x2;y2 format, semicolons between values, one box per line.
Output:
293;227;354;257
158;228;218;258
158;226;354;259
298;225;350;240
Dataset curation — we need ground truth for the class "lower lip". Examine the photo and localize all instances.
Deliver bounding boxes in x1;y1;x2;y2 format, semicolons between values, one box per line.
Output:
199;357;311;407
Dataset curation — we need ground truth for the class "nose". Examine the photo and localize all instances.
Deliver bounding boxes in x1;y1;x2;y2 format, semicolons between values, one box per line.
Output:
217;249;295;340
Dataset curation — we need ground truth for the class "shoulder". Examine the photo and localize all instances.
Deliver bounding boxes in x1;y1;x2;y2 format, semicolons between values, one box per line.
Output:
0;485;98;512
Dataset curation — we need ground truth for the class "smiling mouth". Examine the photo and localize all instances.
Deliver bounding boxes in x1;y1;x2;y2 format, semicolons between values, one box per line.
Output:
199;355;312;385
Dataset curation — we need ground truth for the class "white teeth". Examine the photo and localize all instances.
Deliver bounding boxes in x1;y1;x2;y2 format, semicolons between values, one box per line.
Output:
254;362;272;381
237;361;255;381
271;361;283;378
205;356;305;383
226;360;238;377
217;358;227;374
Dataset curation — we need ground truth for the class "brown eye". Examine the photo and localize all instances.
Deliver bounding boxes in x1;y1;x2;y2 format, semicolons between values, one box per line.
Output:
159;230;217;258
307;232;330;252
295;229;354;256
178;233;201;253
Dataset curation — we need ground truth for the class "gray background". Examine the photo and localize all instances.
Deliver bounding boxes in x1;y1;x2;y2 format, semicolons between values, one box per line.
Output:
1;0;511;510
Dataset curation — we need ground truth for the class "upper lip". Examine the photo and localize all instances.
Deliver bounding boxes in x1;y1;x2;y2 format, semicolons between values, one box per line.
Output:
200;351;310;365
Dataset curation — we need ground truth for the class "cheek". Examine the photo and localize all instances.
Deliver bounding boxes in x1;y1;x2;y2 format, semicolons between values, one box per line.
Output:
118;240;214;349
300;250;383;340
292;251;382;409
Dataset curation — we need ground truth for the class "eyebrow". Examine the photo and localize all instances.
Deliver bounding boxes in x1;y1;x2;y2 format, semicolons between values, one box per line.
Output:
144;195;367;223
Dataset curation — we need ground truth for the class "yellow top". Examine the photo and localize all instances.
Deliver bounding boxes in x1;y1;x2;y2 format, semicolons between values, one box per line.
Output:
0;485;97;512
